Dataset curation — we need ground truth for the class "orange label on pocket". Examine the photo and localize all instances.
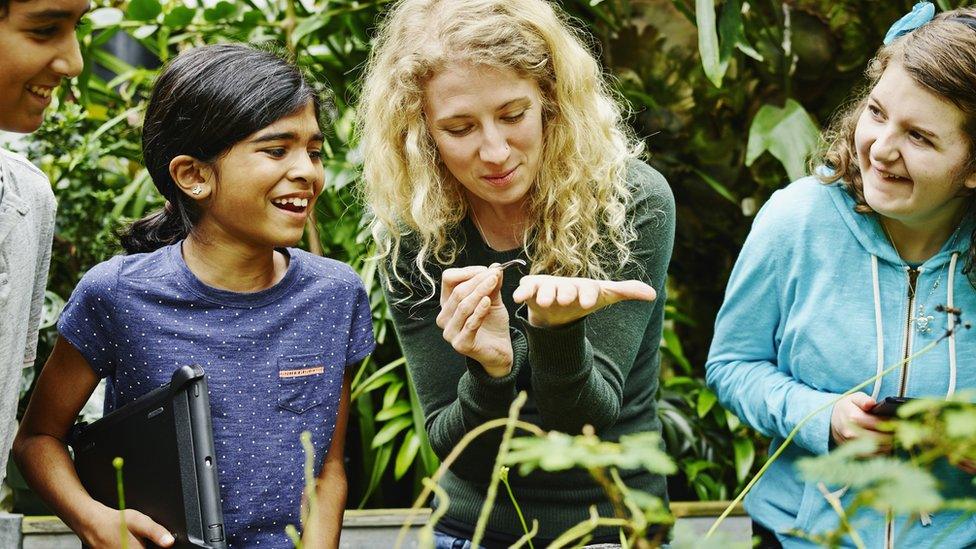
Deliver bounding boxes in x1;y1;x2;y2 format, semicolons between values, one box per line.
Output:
280;366;325;379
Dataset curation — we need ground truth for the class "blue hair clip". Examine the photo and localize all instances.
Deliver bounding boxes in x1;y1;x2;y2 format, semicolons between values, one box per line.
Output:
884;2;936;45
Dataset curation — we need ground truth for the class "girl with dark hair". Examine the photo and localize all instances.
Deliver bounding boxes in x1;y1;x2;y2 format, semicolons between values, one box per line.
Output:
707;4;976;547
13;44;374;548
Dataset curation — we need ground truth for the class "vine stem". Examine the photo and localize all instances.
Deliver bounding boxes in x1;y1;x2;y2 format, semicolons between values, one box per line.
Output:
416;479;450;548
113;457;128;549
816;482;866;549
547;507;630;549
471;393;528;547
501;467;535;549
705;335;947;539
394;392;544;549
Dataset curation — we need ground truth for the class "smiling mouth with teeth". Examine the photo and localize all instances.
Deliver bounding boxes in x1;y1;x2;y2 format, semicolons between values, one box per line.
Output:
271;197;310;212
26;85;53;98
875;167;910;182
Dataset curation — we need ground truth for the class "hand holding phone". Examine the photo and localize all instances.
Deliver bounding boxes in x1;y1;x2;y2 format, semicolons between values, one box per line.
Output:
869;396;913;417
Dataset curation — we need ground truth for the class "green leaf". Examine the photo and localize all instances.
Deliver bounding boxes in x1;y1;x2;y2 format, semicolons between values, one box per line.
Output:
371;416;412;448
132;24;158;40
697;388;718;418
353;371;397;399
361;444;392;506
292;16;329;46
375;401;411;422
745;99;820;181
88;7;124;28
718;0;763;63
382;381;403;409
163;6;196;28
405;367;439;474
945;410;976;439
350;357;404;401
126;0;162;22
695;0;726;87
732;437;755;483
725;409;741;431
690;167;737;204
240;9;264;30
797;439;943;515
41;291;66;330
394;431;422;480
682;459;719;481
203;1;237;23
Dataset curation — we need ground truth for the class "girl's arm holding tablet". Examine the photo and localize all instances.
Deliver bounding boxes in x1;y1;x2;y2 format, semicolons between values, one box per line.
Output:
14;336;174;548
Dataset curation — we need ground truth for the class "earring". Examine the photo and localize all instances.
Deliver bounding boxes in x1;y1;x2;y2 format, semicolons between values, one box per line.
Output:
192;186;203;196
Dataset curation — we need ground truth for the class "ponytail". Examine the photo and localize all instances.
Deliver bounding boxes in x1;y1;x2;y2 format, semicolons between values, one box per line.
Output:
118;199;196;254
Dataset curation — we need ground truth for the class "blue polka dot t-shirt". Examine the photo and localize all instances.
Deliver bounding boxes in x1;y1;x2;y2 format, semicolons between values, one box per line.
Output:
58;242;376;548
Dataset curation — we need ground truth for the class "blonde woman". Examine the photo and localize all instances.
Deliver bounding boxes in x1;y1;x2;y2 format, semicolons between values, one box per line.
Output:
359;0;675;545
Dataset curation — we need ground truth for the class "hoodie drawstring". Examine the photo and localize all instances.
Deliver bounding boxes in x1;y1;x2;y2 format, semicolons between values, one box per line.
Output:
871;255;885;401
872;253;959;529
947;252;958;397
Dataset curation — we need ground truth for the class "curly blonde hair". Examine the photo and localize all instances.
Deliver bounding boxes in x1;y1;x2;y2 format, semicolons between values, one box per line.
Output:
817;8;976;283
358;0;642;297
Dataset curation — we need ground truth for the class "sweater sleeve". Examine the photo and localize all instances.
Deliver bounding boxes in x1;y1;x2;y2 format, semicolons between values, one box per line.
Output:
705;189;838;456
526;162;674;434
383;273;530;480
24;181;56;366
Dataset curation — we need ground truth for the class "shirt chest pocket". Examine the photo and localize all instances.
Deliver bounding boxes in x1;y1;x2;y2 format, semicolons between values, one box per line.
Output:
277;353;339;414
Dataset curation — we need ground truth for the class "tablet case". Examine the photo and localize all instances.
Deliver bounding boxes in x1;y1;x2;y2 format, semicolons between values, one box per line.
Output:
70;365;227;549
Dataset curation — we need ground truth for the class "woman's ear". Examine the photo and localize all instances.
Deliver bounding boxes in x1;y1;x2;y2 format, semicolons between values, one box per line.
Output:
169;155;213;201
964;169;976;192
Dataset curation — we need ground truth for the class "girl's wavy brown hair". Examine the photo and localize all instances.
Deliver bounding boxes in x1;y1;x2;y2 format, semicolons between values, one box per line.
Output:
358;0;642;299
817;7;976;285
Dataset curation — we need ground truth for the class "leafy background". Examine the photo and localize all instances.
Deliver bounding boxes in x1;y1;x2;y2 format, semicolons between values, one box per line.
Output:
6;0;973;510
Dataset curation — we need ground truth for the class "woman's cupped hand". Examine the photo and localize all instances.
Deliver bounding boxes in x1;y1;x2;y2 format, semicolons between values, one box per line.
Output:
513;275;656;329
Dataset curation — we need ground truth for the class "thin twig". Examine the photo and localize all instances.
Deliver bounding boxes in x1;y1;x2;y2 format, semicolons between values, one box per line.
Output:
472;393;529;547
394;402;544;548
501;466;535;549
816;482;866;549
509;520;540;549
417;479;450;549
547;506;630;549
113;457;128;549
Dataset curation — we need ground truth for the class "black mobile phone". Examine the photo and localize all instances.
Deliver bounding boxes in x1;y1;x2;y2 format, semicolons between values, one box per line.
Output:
869;396;913;417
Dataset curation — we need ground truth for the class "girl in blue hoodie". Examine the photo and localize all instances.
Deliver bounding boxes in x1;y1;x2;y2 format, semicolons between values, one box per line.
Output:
707;5;976;548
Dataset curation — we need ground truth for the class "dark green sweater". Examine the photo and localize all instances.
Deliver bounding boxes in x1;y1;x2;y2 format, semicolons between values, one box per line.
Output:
383;161;676;544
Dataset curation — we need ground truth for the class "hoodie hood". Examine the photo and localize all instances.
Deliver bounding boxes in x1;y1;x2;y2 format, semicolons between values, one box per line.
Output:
826;180;976;269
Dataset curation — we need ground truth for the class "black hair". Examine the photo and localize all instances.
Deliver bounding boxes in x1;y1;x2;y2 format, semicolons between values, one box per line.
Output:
119;43;321;254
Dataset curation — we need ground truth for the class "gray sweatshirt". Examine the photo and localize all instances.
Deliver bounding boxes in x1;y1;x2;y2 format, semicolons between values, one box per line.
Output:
0;148;55;483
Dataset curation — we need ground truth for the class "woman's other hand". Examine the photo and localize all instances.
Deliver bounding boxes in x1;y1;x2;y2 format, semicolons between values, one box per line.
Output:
436;266;513;377
830;392;892;452
513;275;656;328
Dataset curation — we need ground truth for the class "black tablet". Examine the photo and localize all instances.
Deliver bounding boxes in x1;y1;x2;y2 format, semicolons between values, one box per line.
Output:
70;365;227;549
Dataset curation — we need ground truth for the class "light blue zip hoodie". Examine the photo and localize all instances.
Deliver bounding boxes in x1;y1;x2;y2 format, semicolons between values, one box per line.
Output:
706;176;976;548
